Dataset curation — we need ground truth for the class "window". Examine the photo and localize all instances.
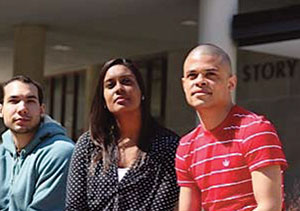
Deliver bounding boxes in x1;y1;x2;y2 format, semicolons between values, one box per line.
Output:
44;55;167;140
45;71;85;140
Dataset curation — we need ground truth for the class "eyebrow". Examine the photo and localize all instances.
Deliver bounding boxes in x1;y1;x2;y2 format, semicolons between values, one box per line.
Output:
205;67;219;72
104;74;135;82
7;95;38;100
185;68;218;74
184;69;196;75
104;78;113;83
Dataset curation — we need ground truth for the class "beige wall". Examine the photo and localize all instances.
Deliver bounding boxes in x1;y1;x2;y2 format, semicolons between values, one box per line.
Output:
237;49;300;179
13;25;46;83
165;49;196;136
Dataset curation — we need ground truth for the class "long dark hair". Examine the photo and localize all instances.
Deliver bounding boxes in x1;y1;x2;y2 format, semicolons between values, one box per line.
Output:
89;58;154;172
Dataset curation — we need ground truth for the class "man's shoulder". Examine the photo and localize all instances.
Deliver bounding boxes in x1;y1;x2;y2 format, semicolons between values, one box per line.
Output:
232;105;277;135
0;143;5;156
232;105;272;124
37;133;74;157
180;125;201;143
43;132;74;145
233;105;268;120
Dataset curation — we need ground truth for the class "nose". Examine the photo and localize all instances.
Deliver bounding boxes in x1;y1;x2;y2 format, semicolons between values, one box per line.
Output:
115;81;125;94
17;101;29;115
195;73;207;86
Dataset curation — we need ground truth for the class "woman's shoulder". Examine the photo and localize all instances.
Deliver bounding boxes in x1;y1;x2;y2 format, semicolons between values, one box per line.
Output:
75;131;96;151
150;124;180;152
154;125;179;140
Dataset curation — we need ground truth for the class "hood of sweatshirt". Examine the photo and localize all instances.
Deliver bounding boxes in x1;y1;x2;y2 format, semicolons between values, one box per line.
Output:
1;115;67;157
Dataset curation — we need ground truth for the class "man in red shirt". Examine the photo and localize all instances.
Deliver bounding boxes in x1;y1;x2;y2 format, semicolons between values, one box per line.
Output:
176;44;287;211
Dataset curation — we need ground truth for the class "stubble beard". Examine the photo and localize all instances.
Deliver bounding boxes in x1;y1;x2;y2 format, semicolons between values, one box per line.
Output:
8;121;40;136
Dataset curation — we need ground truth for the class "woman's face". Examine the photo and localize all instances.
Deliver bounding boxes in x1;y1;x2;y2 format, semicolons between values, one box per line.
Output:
103;64;142;116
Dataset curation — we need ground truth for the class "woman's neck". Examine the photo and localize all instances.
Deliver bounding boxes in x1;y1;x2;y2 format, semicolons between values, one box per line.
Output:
116;110;142;141
115;110;142;168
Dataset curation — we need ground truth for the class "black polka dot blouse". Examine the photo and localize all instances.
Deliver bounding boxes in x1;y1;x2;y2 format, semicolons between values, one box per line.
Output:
65;125;179;211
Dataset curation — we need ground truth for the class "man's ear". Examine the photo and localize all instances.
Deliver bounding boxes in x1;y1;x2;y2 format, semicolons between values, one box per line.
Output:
40;103;46;115
228;75;237;92
181;77;187;93
0;104;2;118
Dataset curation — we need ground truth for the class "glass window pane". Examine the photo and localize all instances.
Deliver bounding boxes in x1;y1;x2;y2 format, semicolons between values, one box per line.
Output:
64;76;74;138
53;77;62;122
43;79;51;114
76;72;86;139
151;60;163;120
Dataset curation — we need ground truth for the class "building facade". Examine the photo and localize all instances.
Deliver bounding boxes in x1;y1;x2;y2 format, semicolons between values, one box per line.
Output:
0;0;300;205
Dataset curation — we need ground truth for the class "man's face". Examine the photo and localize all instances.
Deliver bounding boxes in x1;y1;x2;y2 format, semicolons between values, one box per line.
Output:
0;80;45;135
182;52;236;110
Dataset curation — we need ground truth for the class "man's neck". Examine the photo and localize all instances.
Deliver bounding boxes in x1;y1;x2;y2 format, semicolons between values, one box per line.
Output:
12;132;35;153
197;103;234;131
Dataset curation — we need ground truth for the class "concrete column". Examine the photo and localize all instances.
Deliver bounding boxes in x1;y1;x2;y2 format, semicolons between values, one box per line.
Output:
84;64;100;129
165;50;195;136
13;25;46;83
198;0;238;101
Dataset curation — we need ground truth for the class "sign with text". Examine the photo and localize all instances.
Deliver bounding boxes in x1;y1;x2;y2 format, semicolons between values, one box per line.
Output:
242;59;297;82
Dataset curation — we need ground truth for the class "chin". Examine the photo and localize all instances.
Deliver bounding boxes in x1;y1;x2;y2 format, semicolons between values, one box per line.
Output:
12;128;31;134
12;124;39;134
189;100;207;107
193;102;214;110
112;107;139;115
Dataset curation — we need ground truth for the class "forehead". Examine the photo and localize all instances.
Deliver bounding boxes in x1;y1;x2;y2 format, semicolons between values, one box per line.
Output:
104;65;135;80
3;81;38;98
183;51;231;77
184;52;223;70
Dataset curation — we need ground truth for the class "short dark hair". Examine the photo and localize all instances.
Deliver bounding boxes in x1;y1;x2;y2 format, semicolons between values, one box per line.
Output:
1;75;44;104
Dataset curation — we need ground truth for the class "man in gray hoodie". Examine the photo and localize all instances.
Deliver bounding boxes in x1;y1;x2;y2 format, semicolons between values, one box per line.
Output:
0;75;74;211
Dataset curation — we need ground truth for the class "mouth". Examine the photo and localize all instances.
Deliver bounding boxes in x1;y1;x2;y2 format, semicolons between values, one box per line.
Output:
14;117;31;123
191;90;212;96
114;96;129;103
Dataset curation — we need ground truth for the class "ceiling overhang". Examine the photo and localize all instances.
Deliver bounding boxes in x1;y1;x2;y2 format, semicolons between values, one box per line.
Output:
232;5;300;46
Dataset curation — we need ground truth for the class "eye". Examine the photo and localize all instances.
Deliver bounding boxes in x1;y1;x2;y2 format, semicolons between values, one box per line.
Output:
105;81;115;89
186;72;198;80
27;99;37;104
205;70;218;79
206;72;216;77
121;77;132;85
8;99;19;104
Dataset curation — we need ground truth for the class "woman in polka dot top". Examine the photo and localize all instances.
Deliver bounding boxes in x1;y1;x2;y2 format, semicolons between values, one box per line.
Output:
65;58;180;211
